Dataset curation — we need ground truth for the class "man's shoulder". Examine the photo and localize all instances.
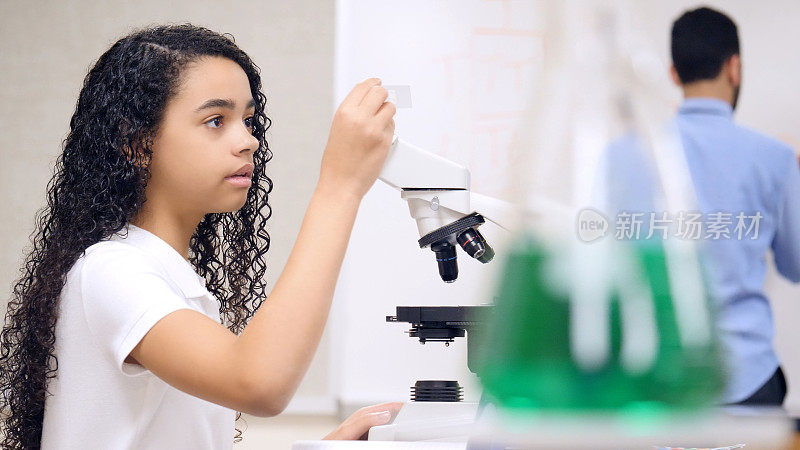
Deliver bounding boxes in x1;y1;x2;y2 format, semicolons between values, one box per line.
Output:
728;122;796;161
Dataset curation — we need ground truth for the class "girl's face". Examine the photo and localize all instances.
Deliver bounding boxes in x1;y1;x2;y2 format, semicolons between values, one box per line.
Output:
145;56;259;221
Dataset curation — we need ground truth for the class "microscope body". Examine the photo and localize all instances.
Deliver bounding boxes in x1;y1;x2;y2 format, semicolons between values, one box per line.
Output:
378;137;514;282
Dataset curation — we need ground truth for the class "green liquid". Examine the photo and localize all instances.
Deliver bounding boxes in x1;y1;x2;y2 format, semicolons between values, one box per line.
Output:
476;234;722;412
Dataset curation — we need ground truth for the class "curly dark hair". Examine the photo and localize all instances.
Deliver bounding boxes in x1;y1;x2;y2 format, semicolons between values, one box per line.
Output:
0;24;273;448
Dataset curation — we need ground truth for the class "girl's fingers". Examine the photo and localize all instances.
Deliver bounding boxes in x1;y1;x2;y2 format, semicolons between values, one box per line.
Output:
328;411;390;440
363;403;403;422
341;78;381;109
324;403;403;440
367;410;392;425
359;402;404;415
353;411;392;439
376;100;397;126
360;85;390;114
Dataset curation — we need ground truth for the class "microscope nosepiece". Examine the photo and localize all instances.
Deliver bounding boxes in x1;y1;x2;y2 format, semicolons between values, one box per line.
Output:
419;213;495;282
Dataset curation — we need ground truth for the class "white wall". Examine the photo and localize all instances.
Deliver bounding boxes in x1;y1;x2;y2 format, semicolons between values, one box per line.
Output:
331;0;546;412
331;0;800;414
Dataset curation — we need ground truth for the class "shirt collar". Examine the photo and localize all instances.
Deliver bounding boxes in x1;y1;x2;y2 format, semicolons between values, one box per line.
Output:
678;97;734;119
109;223;209;298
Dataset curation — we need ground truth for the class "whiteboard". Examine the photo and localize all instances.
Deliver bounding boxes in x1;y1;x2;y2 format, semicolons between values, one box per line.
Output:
330;0;546;409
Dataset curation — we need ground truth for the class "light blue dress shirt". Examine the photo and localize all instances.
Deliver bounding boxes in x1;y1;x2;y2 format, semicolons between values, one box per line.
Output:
607;97;800;403
673;98;800;403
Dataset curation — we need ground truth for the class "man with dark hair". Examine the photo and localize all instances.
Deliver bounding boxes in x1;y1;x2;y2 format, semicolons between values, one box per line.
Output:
668;6;800;406
671;6;741;108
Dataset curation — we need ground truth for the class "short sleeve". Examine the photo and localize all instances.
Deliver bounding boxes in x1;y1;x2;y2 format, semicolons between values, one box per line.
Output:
80;245;193;376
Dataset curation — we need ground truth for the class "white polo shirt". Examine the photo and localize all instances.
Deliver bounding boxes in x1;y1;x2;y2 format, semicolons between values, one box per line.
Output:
41;223;236;449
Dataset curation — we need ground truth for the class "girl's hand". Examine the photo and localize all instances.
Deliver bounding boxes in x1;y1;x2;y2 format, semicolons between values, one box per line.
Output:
322;402;404;440
318;78;396;200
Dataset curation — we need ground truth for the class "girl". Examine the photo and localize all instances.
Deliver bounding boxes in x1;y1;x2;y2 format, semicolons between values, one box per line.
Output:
0;24;401;448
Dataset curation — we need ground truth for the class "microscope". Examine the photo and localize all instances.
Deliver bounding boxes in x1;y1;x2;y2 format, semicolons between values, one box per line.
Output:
364;137;514;442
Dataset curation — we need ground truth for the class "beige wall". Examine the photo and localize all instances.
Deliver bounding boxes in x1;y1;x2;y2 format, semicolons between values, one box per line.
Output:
0;0;336;429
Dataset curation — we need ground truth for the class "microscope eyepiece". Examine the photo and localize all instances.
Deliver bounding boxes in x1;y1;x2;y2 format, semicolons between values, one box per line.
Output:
431;241;458;283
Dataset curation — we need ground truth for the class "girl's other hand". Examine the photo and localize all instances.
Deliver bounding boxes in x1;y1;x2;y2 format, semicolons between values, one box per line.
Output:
322;402;404;440
318;78;396;200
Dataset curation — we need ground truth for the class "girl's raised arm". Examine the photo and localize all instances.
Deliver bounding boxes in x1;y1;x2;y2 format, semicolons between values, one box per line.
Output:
128;78;396;417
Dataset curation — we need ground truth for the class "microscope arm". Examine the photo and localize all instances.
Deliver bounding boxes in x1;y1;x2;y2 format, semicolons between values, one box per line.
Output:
378;137;516;237
377;136;516;282
378;137;470;191
468;192;514;232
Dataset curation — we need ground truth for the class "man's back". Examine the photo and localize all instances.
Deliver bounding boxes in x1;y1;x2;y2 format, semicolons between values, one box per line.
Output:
674;97;800;403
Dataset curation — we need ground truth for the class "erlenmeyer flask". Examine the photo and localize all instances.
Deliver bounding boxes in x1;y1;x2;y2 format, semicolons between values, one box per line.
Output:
475;0;723;413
